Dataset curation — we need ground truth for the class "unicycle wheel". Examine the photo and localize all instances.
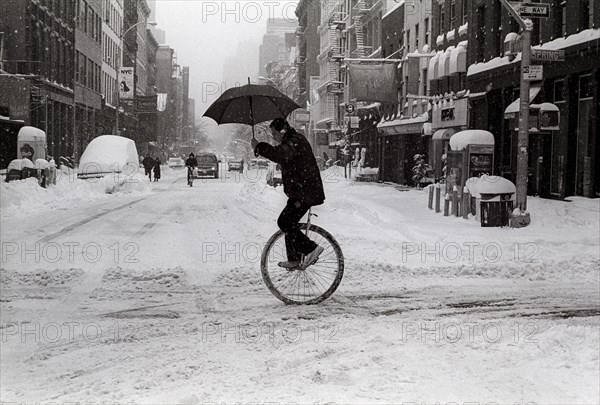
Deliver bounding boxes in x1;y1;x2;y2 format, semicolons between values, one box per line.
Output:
261;223;344;305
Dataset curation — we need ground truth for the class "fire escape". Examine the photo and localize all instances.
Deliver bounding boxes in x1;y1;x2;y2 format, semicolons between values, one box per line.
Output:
352;0;378;58
326;11;347;126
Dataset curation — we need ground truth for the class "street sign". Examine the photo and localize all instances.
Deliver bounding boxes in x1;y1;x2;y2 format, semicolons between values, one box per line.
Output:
531;49;565;62
523;65;543;81
517;3;550;18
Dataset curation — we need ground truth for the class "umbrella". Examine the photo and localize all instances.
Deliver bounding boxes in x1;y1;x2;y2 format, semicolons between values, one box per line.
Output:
203;78;301;142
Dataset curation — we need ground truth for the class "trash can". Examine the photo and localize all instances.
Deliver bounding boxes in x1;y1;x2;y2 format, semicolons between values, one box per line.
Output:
480;192;514;227
476;175;517;227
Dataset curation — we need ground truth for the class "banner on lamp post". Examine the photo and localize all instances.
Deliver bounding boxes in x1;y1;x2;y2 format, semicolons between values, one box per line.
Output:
119;67;134;99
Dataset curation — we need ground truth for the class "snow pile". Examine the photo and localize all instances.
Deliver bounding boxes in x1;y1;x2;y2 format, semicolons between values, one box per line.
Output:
94;171;152;194
0;170;151;219
236;179;283;209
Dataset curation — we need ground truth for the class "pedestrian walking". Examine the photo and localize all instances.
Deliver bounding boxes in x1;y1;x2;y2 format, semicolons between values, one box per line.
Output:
142;156;154;181
153;157;161;181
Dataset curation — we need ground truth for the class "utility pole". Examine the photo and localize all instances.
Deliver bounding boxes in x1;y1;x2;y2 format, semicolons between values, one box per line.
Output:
499;0;543;227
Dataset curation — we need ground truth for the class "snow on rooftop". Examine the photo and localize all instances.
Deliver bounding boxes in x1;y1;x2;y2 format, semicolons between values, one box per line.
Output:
468;29;600;76
536;28;600;51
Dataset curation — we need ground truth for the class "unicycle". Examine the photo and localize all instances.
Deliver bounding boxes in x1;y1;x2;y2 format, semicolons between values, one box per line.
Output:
261;209;344;305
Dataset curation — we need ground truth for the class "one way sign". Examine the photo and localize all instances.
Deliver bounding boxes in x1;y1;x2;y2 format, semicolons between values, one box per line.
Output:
517;2;550;18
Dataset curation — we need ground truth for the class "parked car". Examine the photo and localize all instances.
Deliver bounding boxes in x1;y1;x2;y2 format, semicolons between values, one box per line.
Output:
167;157;185;169
228;158;244;173
248;158;269;169
78;135;139;179
266;163;283;187
195;153;219;178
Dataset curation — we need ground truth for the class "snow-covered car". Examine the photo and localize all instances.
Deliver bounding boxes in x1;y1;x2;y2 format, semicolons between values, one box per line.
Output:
266;163;282;187
195;153;219;178
167;157;185;169
78;135;139;179
248;158;268;169
227;158;244;172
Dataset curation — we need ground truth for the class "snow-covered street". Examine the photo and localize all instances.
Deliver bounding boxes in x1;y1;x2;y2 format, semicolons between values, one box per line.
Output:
1;165;599;404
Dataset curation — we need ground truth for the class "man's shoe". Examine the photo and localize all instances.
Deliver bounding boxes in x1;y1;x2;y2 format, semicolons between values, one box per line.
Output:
301;245;324;269
278;261;301;271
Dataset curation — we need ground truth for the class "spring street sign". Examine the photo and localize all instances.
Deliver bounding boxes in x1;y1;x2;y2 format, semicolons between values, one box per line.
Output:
517;3;550;18
531;49;565;62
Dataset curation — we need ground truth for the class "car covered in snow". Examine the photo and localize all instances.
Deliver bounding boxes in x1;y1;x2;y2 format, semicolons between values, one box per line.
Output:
195;153;219;178
78;135;139;179
227;158;244;172
167;157;185;169
248;158;269;169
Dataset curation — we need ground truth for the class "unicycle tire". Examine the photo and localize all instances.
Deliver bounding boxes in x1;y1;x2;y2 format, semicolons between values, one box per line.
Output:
261;223;344;305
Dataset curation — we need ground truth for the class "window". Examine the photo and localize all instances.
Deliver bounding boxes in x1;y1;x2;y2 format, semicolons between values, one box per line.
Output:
477;6;485;61
462;0;468;25
423;69;428;96
553;79;565;103
406;30;410;52
495;0;502;56
581;0;591;30
560;1;567;36
451;0;456;26
424;18;430;45
579;74;593;99
440;4;445;33
415;24;419;50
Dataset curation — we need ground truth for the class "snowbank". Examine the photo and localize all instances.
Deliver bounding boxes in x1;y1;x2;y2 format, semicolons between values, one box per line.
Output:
0;169;152;220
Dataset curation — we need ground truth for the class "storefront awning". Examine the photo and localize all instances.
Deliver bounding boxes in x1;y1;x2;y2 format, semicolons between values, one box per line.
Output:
449;45;467;75
504;85;541;117
432;128;456;140
428;51;441;82
378;114;429;136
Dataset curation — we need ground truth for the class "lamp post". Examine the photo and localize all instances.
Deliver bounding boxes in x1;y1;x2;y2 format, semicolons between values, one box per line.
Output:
115;21;157;135
499;0;533;227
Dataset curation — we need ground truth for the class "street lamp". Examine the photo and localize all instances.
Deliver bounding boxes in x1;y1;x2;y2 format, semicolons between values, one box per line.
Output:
114;21;157;135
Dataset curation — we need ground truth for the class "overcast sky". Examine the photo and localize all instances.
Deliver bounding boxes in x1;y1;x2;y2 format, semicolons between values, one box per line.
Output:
155;0;299;119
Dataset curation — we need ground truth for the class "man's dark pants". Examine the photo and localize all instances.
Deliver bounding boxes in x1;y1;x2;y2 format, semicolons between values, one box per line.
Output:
278;199;318;262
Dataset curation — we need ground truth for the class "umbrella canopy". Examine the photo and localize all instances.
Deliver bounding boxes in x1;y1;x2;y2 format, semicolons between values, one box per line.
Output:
203;83;301;127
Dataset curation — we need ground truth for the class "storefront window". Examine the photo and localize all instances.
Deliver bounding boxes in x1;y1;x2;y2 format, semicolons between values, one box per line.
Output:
576;74;594;196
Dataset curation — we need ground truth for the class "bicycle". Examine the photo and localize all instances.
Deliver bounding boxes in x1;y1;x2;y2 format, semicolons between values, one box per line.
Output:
261;208;344;305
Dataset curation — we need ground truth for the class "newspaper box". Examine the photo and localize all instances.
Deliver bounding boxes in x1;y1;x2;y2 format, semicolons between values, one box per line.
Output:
445;130;495;194
477;176;516;227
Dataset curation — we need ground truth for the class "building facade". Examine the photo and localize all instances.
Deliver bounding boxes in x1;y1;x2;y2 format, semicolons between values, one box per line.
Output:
0;0;76;162
99;0;123;136
466;0;599;198
75;0;103;159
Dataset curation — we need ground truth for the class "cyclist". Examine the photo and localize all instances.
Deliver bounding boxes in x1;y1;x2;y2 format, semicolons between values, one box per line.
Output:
185;153;198;187
252;118;325;270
